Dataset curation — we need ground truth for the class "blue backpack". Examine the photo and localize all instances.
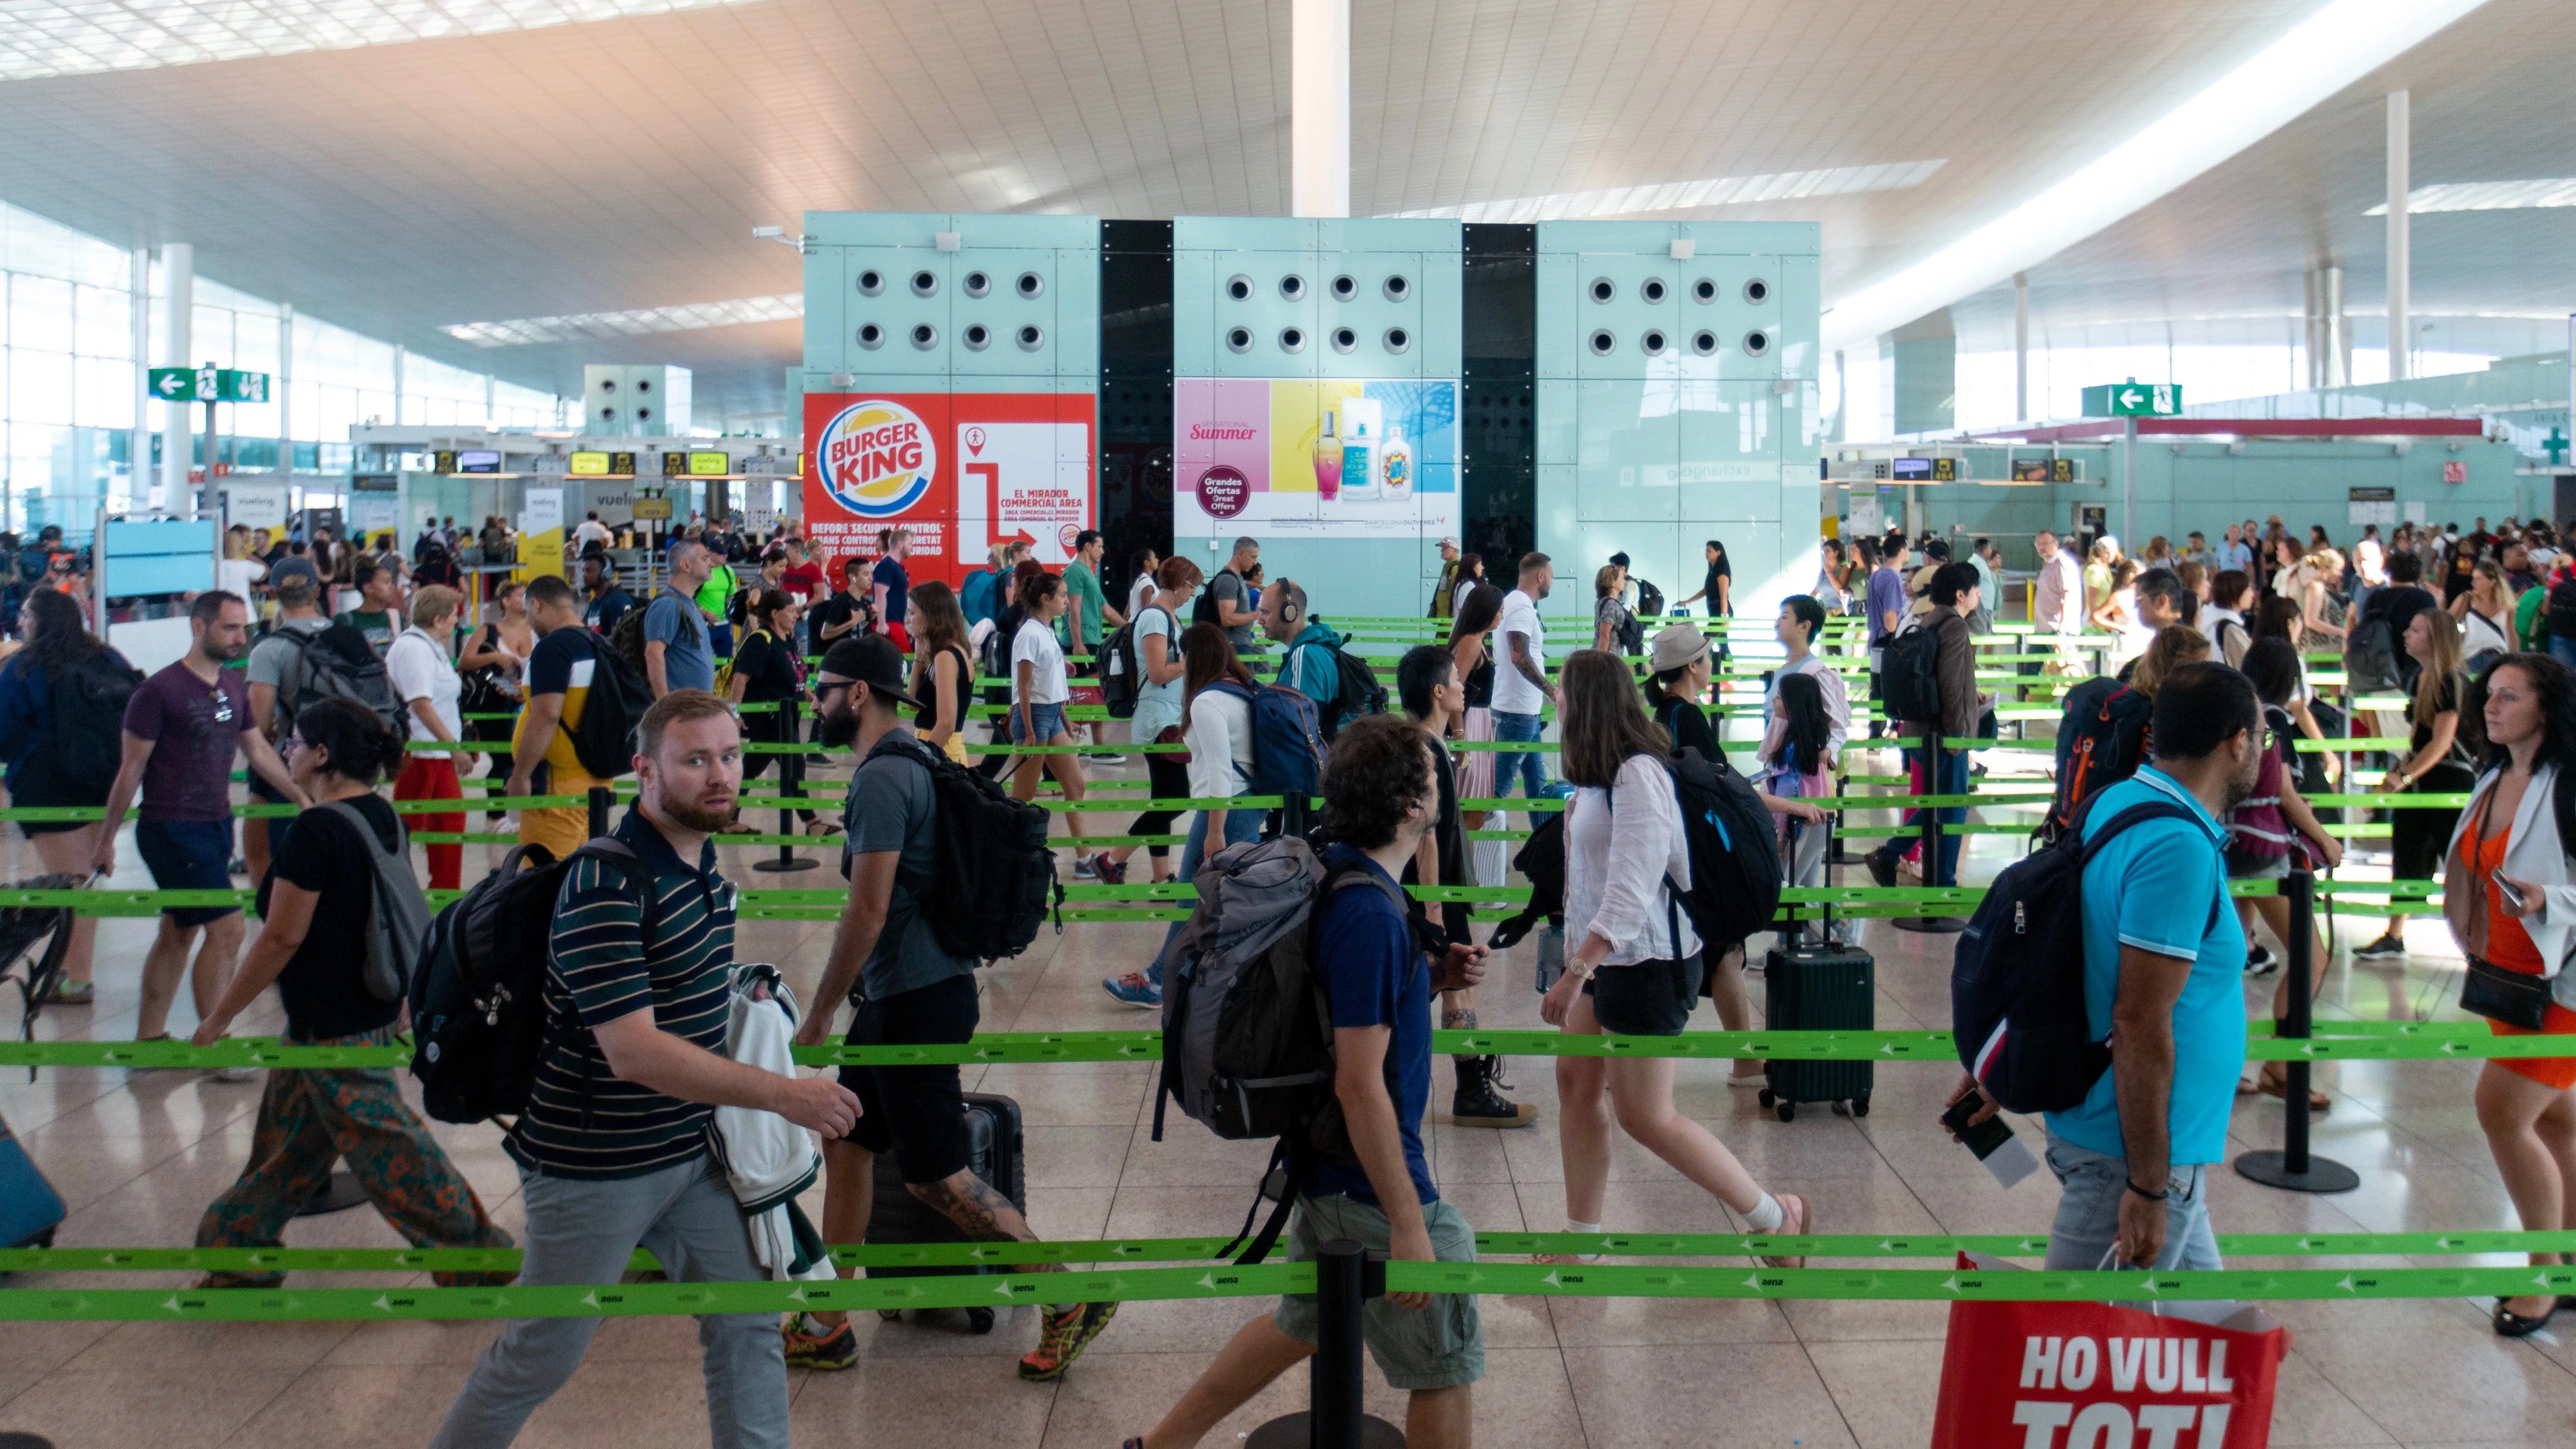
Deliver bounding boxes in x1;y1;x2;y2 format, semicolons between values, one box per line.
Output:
1205;679;1325;798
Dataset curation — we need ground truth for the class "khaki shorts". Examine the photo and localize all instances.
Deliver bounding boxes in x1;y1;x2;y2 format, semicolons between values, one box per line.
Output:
1274;1193;1484;1391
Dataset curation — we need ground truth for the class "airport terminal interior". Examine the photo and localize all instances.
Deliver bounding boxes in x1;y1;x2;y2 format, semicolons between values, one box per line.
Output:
4;1;2576;1447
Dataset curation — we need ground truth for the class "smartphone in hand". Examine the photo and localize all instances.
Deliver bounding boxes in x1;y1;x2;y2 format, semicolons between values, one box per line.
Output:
1940;1086;2039;1188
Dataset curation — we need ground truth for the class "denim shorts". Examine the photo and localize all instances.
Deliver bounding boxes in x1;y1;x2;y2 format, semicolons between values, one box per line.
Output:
134;817;240;925
2040;1134;2221;1281
1275;1193;1484;1390
1011;701;1068;743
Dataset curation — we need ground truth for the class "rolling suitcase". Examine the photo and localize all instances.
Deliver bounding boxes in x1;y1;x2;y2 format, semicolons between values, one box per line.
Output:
1759;817;1874;1123
865;1091;1024;1334
0;1108;66;1249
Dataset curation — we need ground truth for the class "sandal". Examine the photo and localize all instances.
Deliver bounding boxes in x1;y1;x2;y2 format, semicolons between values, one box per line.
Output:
1756;1194;1811;1270
2256;1062;2330;1113
40;978;94;1006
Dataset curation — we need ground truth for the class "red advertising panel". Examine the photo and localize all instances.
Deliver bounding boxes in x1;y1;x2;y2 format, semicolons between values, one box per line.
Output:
801;390;1096;588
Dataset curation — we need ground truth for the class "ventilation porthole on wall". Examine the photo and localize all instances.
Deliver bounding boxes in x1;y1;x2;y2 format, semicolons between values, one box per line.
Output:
1017;324;1044;352
910;322;939;350
1588;329;1616;355
1743;278;1771;305
1331;274;1357;301
1691;277;1717;304
857;323;884;349
1226;326;1254;353
1641;329;1668;355
1330;326;1357;353
597;378;617;393
1226;274;1253;301
1742;329;1771;356
1016;271;1045;299
857;269;884;296
1640;277;1668;304
963;271;991;299
1690;329;1718;356
1279;326;1306;353
963;323;991;351
1382;274;1410;302
1383;327;1411;354
1589;277;1616;304
597;406;616;423
910;270;938;298
1279;274;1306;300
635;407;652;422
635;378;651;393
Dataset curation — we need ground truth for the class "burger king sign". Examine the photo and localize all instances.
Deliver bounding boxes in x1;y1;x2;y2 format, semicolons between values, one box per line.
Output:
815;400;936;518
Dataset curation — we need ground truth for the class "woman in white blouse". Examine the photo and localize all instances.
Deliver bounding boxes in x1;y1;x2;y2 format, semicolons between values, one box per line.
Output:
1537;648;1816;1265
1008;571;1092;853
384;585;467;891
1112;623;1266;1008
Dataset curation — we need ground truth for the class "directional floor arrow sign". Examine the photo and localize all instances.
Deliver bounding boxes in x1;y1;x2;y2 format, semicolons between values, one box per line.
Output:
2081;382;2184;417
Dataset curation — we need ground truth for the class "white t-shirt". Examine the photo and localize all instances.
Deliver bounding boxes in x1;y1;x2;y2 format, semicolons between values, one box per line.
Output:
1492;588;1547;715
217;557;266;601
385;626;462;743
1130;572;1158;619
1011;617;1069;705
574;519;613;551
1183;685;1255;799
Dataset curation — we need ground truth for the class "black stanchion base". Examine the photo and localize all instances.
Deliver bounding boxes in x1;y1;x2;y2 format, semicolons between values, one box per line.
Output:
2232;1150;2361;1195
0;1432;60;1449
1892;918;1966;934
298;1169;370;1216
1245;1413;1406;1449
751;857;821;873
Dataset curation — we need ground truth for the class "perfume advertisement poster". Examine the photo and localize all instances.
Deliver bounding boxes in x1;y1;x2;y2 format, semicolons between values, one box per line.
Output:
1174;378;1456;539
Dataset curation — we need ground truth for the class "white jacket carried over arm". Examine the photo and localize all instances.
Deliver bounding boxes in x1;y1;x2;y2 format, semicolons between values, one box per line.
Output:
709;963;836;1282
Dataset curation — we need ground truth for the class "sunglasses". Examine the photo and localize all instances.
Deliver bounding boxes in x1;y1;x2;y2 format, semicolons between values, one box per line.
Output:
210;684;234;725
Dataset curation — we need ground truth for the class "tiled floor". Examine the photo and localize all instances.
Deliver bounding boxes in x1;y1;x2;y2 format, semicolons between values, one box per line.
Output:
2;744;2573;1447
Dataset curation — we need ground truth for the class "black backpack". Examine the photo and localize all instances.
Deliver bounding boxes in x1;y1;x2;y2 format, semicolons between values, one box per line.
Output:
1952;794;2213;1113
1879;618;1943;724
1324;644;1388;740
863;732;1061;962
977;617;1015;709
2547;572;2576;643
567;642;652;780
1483;812;1566;950
285;622;406;737
1194;568;1240;628
2044;678;2154;841
409;840;644;1124
2344;613;2403;695
1660;746;1786;949
1098;607;1161;721
33;650;143;792
1634;577;1664;620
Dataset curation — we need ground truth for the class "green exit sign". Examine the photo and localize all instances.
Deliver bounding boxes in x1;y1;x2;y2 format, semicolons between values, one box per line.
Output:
147;365;271;403
2081;381;2182;417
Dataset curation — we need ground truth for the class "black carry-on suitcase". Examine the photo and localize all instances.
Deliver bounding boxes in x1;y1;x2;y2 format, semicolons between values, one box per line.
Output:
1759;815;1874;1123
865;1091;1025;1334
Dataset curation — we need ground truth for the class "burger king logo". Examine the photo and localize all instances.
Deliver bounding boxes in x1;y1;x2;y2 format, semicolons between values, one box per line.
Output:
816;400;935;518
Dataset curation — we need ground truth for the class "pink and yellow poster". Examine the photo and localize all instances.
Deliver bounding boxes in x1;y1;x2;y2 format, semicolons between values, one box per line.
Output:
1175;378;1456;539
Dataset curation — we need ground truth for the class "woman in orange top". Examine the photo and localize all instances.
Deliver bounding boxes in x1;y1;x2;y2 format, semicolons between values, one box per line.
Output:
2446;653;2576;1337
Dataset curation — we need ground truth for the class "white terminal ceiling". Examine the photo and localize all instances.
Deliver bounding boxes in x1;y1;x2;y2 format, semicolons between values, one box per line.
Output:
0;0;2559;419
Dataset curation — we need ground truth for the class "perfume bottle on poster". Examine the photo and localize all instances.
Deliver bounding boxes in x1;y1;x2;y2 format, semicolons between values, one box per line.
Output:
1339;398;1382;502
1380;422;1412;500
1311;408;1342;501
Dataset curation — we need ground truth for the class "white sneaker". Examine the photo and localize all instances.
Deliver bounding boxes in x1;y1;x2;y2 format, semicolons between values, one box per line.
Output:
212;1064;261;1084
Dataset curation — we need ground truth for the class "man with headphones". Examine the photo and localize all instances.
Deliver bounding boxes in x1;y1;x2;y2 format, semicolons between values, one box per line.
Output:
1258;578;1347;727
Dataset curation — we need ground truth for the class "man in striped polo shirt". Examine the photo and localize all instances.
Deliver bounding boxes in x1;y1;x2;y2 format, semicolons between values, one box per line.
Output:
434;690;860;1449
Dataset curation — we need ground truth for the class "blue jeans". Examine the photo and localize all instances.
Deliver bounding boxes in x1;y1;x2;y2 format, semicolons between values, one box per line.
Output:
1877;740;1969;885
1491;708;1549;802
2041;1135;2221;1298
1155;804;1265;976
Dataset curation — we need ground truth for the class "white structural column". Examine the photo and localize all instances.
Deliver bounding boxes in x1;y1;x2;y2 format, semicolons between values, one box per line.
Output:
128;246;149;512
160;242;192;511
2386;89;2411;382
1289;0;1350;217
279;302;294;495
2012;271;2030;422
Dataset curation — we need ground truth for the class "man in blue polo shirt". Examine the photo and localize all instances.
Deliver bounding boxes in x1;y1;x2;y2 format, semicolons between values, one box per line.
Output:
1125;714;1490;1449
1956;661;2259;1274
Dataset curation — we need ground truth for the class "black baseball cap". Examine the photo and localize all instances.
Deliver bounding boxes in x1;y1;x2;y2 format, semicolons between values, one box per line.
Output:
816;634;925;711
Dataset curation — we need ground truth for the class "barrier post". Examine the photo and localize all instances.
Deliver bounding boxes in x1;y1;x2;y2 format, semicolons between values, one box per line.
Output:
1894;730;1963;935
587;785;612;840
2234;869;2360;1194
753;699;818;874
1245;1237;1404;1449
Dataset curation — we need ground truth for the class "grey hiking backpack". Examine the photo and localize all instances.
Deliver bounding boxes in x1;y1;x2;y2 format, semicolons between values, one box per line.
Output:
1150;834;1425;1262
319;799;434;1002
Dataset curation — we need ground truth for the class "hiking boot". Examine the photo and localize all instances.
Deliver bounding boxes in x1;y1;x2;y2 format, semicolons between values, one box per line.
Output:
1452;1055;1538;1128
782;1313;858;1370
1019;1299;1117;1381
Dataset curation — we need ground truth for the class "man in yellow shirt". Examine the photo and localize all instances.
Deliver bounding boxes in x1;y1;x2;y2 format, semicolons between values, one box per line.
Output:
507;575;602;858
